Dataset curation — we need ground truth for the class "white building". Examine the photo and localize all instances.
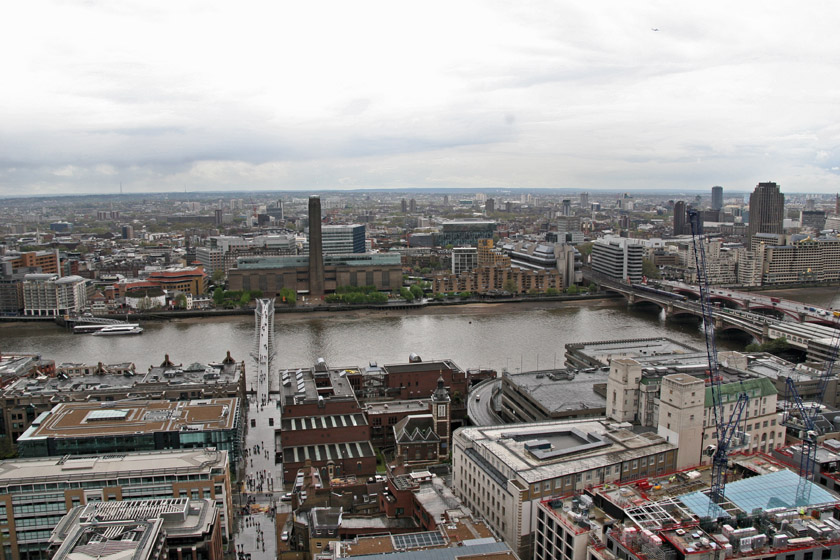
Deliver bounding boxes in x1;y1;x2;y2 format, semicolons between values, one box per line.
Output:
21;274;87;317
452;419;677;558
591;238;644;283
451;247;478;275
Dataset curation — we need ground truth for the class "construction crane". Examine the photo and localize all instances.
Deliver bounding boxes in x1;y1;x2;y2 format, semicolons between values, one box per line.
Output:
687;209;750;512
782;315;840;502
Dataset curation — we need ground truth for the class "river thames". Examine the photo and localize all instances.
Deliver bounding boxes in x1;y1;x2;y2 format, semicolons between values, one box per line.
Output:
1;287;837;373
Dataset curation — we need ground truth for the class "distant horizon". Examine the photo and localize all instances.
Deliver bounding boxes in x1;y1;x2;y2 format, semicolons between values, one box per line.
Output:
2;3;839;196
1;185;837;202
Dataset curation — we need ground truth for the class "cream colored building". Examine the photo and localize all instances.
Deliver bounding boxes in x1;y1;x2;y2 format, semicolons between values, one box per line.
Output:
452;419;677;559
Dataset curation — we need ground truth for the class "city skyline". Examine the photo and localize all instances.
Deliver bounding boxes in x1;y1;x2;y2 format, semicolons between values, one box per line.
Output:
2;1;840;196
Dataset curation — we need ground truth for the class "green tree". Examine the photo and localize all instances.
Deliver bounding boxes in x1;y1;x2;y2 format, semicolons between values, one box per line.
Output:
546;288;559;296
589;283;598;293
212;269;225;285
642;259;661;279
566;285;580;295
503;279;518;294
432;292;445;301
410;284;424;299
459;291;472;299
213;287;224;305
175;294;188;309
239;293;250;307
400;287;415;302
278;288;296;305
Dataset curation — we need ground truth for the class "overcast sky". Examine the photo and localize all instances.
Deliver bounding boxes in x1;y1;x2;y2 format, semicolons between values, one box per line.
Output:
2;1;839;196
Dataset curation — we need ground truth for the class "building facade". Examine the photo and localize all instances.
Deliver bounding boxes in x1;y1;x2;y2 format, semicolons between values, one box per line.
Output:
452;420;677;558
21;274;87;317
747;182;785;249
591;239;644;284
0;449;231;560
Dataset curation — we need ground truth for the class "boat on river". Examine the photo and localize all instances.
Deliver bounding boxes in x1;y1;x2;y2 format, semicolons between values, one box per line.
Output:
91;324;143;336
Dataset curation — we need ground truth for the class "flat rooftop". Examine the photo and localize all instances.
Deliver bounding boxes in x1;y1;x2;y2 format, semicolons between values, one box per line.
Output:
457;419;676;485
503;369;607;414
383;360;461;374
365;400;431;415
18;398;238;441
0;448;228;486
567;338;699;366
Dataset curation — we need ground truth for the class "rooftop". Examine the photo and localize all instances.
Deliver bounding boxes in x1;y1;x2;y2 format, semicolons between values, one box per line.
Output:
457;419;676;484
0;448;228;486
503;369;607;414
18;398;238;441
566;337;699;367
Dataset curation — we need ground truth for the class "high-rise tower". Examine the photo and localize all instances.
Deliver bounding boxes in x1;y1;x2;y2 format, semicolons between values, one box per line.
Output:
673;201;688;235
747;182;784;249
308;195;325;298
711;186;723;211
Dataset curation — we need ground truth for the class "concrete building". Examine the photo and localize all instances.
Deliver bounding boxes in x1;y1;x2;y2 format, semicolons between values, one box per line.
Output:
606;355;783;465
711;185;723;211
451;247;478;275
16;399;243;464
499;369;608;423
0;353;245;442
759;236;840;284
673;201;688;235
452;419;677;558
747;182;785;249
591;238;644;283
1;251;60;276
49;498;223;560
656;374;705;468
21;274;87;316
0;448;231;560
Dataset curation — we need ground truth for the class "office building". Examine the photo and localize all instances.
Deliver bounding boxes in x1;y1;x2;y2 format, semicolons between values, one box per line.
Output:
121;224;134;240
321;224;365;255
21;274;87;317
606;356;782;468
1;251;60;276
49;498;223;560
400;199;407;212
485;198;495;214
800;210;827;231
673;201;688;235
409;199;417;213
590;238;644;283
0;353;245;441
451;247;478;275
579;192;589;209
437;221;497;248
0;449;231;560
747;182;785;249
711;185;723;211
452;419;677;558
16;399;242;464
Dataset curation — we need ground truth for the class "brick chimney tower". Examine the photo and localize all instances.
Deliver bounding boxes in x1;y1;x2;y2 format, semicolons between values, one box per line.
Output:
308;195;325;299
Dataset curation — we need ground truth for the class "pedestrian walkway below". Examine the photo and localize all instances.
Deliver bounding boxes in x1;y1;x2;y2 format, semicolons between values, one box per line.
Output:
234;300;283;560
